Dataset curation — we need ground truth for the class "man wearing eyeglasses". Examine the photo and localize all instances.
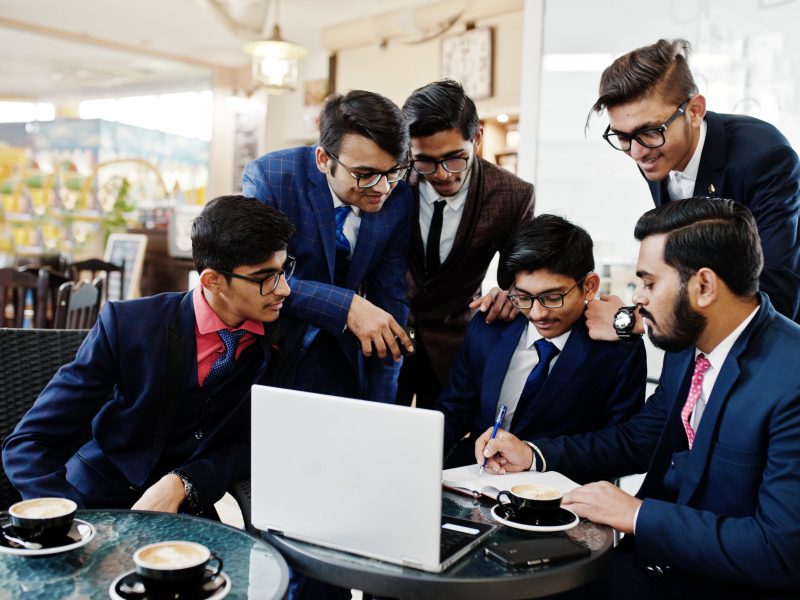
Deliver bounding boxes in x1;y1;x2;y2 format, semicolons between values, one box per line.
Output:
243;90;414;403
584;38;800;343
436;215;645;467
4;196;296;516
398;80;535;410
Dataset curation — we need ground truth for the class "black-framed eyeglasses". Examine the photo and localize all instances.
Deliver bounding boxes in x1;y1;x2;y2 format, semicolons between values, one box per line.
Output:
216;256;295;296
602;99;690;151
507;274;589;310
324;149;408;189
411;148;473;175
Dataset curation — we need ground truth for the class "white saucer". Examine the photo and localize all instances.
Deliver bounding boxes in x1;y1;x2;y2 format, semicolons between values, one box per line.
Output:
0;518;95;556
491;504;579;533
109;568;231;600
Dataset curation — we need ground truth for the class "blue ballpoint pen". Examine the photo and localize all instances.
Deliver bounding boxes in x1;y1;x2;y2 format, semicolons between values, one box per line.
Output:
480;404;508;476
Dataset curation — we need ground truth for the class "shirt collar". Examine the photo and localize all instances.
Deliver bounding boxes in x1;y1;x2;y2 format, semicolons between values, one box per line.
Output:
327;182;361;217
524;320;572;352
670;119;707;183
193;285;264;336
694;303;759;371
418;167;472;212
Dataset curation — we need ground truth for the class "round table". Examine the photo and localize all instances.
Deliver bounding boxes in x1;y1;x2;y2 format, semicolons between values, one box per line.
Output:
0;509;289;599
264;491;613;600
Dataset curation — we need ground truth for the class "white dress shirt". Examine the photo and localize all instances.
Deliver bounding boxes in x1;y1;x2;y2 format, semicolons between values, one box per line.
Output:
328;182;361;259
497;321;572;428
418;170;472;265
667;120;707;201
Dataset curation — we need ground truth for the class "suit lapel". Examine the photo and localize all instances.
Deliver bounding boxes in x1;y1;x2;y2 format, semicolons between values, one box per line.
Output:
480;317;528;425
693;112;726;198
306;161;337;281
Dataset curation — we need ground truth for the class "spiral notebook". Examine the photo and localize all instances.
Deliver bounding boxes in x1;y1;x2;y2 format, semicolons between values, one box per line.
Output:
442;465;580;499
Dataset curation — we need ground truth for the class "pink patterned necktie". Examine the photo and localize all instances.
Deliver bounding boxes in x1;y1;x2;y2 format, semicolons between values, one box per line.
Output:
681;354;711;448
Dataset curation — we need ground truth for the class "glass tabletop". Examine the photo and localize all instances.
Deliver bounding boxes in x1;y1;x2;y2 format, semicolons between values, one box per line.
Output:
0;509;289;600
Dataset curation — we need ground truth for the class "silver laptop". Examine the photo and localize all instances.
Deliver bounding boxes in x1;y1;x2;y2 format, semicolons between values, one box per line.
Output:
250;385;495;572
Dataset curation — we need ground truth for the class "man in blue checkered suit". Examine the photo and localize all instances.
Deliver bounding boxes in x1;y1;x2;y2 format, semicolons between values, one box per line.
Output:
243;90;414;404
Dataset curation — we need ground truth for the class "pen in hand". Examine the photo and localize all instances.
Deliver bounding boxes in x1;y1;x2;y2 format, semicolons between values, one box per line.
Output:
480;404;508;476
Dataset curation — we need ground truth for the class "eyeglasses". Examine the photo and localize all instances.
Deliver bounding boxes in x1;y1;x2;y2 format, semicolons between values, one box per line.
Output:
325;149;408;189
411;149;473;175
507;274;589;310
216;256;295;296
602;99;690;151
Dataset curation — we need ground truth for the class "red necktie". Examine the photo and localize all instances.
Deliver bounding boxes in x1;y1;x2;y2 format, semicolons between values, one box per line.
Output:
681;354;711;448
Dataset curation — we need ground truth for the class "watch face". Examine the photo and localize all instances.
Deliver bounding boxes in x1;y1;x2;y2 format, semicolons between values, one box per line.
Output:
615;312;632;329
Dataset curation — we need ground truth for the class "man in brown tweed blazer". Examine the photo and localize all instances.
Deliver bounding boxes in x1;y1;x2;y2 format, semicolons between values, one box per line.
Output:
397;80;535;409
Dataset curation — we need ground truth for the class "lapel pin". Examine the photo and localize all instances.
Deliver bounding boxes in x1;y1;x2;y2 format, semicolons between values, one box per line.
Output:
707;184;716;194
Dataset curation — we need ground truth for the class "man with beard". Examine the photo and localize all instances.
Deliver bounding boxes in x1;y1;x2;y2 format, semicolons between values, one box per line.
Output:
584;38;800;341
476;197;800;599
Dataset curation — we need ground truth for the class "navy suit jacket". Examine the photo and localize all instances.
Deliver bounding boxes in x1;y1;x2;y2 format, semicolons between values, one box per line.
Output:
647;111;800;321
2;292;284;510
243;146;412;402
536;294;800;592
437;313;646;461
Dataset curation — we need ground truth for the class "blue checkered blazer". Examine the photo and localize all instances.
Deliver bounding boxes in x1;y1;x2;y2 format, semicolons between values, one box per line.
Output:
243;145;412;402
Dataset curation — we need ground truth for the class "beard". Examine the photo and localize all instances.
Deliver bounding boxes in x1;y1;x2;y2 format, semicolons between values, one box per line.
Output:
641;284;706;353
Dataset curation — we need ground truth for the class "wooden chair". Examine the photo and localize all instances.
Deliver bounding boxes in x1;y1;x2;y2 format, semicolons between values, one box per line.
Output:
70;258;125;303
53;278;103;329
18;265;71;328
0;328;90;508
0;267;50;328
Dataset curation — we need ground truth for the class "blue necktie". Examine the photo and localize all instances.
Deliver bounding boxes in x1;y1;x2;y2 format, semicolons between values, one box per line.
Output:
510;338;560;430
204;329;246;386
335;205;352;257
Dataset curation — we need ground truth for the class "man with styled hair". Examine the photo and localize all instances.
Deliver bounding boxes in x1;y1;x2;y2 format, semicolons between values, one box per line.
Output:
479;198;800;598
3;195;296;516
584;38;800;343
437;214;645;467
399;79;534;409
244;90;414;403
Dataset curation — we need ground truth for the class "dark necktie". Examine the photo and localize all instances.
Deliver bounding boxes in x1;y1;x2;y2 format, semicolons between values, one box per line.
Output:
425;200;446;275
335;205;352;257
510;338;560;430
204;329;246;386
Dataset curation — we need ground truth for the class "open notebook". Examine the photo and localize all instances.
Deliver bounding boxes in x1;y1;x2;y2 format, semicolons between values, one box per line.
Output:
443;464;580;499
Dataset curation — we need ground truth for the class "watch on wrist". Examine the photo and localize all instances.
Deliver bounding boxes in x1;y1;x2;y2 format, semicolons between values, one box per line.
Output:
613;306;640;339
170;469;199;510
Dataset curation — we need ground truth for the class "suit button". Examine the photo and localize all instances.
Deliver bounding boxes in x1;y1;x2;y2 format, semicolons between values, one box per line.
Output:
194;430;204;440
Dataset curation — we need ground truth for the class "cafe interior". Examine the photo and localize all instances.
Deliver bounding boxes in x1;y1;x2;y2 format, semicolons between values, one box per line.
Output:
1;0;800;598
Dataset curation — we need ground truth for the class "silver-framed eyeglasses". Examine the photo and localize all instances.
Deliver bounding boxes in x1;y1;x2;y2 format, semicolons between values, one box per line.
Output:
602;99;690;151
324;149;408;189
411;148;473;175
507;274;589;310
216;256;295;296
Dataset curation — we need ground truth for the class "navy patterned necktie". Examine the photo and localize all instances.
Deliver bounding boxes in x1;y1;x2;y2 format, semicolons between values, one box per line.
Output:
335;205;352;257
510;338;560;429
204;329;247;386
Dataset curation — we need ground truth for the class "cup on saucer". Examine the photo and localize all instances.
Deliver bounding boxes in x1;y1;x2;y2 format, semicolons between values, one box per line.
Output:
133;540;222;594
496;484;562;520
6;497;77;544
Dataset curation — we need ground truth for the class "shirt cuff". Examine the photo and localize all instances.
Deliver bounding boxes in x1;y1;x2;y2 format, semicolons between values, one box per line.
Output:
523;441;546;472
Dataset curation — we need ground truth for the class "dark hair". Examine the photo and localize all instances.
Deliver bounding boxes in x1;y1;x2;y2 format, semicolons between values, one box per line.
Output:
634;197;763;297
318;90;408;165
499;214;594;288
402;79;480;140
192;195;295;274
589;39;698;124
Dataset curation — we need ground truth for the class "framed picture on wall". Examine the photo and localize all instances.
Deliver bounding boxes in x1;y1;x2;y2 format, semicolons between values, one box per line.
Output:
104;233;147;300
441;27;493;100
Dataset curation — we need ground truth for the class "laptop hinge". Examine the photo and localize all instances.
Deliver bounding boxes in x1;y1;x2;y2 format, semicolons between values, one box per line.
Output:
401;557;424;569
266;528;285;536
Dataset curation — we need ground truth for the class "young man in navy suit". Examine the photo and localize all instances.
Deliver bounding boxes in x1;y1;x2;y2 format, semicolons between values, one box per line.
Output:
243;90;414;403
437;214;646;467
585;38;800;337
3;196;295;516
480;198;800;599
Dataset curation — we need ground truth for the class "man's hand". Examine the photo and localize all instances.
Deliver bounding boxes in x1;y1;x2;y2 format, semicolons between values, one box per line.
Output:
585;294;626;341
474;427;533;474
561;481;642;534
131;473;186;513
469;287;519;324
346;295;413;360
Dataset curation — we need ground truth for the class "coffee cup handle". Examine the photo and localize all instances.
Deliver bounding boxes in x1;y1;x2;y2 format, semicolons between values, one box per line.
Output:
207;552;223;579
496;491;516;517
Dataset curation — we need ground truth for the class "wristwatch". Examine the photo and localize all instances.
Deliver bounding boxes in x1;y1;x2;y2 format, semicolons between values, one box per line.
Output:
613;306;640;339
170;469;199;511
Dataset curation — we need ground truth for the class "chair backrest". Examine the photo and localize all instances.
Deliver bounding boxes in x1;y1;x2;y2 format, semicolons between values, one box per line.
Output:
70;258;124;303
0;267;50;328
0;328;90;508
18;265;71;328
54;278;102;329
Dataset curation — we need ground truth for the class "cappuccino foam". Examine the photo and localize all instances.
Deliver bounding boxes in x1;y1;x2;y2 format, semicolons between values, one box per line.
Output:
11;498;75;519
513;484;562;501
137;542;208;570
